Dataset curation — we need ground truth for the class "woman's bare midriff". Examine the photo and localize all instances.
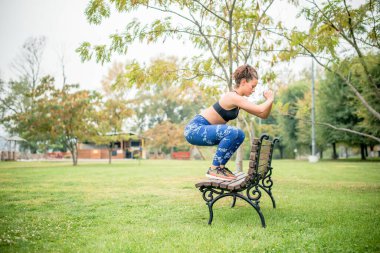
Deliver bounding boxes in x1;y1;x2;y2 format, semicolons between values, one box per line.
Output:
200;107;227;125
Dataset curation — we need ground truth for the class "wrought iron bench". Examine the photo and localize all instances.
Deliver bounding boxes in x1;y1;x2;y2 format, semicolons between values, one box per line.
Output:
195;134;279;228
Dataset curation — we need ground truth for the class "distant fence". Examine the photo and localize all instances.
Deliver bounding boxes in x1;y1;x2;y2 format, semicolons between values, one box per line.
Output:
171;151;191;160
1;151;47;161
0;151;16;161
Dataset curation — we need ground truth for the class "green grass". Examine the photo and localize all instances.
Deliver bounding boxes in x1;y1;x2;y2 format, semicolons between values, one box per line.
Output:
0;159;379;252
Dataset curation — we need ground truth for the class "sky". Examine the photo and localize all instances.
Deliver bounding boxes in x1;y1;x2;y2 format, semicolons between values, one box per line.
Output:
0;0;198;90
0;0;306;92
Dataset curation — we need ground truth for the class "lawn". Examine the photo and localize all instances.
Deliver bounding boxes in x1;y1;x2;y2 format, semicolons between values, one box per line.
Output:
0;159;379;252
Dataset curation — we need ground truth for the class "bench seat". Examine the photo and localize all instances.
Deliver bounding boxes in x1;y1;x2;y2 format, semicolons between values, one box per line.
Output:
195;172;249;190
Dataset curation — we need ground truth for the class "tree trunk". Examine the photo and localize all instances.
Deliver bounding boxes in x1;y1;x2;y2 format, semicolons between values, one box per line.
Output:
67;140;78;166
235;144;243;172
332;143;338;160
108;142;114;164
192;146;205;160
73;149;78;166
369;145;374;158
279;146;284;159
320;148;323;159
360;144;366;160
345;147;349;158
170;146;174;159
70;146;78;166
235;118;243;172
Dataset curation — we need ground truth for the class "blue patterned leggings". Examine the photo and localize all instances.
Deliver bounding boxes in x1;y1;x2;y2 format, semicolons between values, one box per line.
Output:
184;115;245;166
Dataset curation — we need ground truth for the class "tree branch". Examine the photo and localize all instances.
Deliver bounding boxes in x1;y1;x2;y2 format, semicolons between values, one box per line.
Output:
274;27;380;121
284;113;380;143
0;97;20;115
188;11;230;86
245;0;275;64
368;0;380;48
227;0;236;89
145;4;196;25
299;42;380;121
343;0;378;95
311;0;379;96
141;27;241;47
161;68;227;82
316;122;380;143
193;0;228;23
355;36;380;49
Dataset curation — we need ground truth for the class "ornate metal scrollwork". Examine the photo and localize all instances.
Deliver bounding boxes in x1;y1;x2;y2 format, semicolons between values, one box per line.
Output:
261;176;273;188
259;133;270;143
246;186;262;202
261;167;273;188
202;188;224;202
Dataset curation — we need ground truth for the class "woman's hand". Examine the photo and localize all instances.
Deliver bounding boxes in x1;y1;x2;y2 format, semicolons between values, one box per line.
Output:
231;89;274;119
263;89;274;102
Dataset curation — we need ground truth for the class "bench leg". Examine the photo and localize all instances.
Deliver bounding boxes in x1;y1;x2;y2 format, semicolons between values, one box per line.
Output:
258;185;276;209
207;192;266;228
231;195;237;208
207;202;214;225
235;193;266;228
260;167;276;208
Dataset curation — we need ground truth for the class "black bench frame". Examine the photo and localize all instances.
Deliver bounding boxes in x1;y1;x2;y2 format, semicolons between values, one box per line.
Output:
195;134;279;228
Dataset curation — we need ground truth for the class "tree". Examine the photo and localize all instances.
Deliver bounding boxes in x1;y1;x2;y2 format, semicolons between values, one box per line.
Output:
105;56;215;131
0;37;47;152
10;36;47;109
144;120;189;154
100;57;218;157
274;80;309;158
101;61;130;100
90;98;133;164
78;0;279;87
78;0;281;170
348;54;380;142
278;0;380;122
0;78;31;124
295;89;329;158
6;77;103;165
317;61;378;159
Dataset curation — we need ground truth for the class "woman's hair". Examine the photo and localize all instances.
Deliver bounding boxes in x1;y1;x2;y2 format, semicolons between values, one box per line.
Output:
233;64;258;86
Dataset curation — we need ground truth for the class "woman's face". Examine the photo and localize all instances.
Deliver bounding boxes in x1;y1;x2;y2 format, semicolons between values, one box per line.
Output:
243;78;258;95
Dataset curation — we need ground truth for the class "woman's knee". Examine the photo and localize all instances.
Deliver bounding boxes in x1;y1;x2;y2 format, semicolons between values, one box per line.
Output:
224;126;239;138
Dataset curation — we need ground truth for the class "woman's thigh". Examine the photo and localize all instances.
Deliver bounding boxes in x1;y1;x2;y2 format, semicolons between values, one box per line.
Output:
185;124;234;146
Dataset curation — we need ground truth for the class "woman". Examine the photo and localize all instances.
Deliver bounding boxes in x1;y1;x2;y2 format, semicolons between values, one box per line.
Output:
184;64;274;180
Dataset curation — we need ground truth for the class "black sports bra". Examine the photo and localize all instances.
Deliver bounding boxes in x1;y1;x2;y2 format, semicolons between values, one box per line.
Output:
213;101;239;122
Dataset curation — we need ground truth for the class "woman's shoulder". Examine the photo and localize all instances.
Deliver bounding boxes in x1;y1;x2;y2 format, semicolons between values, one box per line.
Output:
221;91;238;98
220;91;243;107
221;91;243;101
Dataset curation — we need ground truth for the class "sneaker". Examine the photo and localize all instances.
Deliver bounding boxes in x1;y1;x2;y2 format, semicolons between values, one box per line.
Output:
222;167;236;178
206;167;236;180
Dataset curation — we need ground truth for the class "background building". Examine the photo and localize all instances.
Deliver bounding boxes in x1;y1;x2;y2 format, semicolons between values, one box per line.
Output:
78;133;145;160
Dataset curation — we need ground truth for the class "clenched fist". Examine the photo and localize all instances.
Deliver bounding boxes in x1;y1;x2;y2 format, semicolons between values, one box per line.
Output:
263;89;274;102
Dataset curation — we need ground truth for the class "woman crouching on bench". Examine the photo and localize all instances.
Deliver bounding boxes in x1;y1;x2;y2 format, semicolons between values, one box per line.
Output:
184;64;274;181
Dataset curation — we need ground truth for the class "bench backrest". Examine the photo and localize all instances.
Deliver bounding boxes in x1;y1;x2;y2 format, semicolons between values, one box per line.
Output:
194;134;279;191
247;134;279;182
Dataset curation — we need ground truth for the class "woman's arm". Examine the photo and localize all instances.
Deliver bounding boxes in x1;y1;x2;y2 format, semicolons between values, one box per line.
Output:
232;90;274;119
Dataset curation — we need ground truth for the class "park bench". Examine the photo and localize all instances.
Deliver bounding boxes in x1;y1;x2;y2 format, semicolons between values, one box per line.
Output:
195;134;279;228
